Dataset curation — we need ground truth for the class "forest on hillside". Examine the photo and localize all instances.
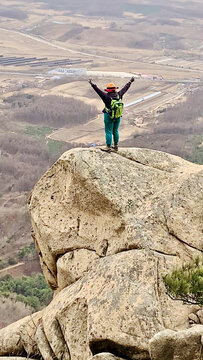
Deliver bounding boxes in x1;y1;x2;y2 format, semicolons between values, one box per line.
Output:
0;94;97;193
0;93;95;275
0;91;98;328
0;0;202;332
122;87;203;164
0;84;202;330
0;274;52;328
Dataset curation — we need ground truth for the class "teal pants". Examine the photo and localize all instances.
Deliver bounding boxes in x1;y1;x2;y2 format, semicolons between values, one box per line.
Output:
104;113;121;147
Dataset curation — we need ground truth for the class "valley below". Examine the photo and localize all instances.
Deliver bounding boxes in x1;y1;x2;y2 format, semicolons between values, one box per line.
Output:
0;0;202;328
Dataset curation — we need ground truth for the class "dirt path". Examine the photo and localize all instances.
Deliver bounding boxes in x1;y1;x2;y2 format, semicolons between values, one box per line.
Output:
0;262;24;278
47;86;184;145
1;27;203;76
0;262;24;273
0;27;138;64
0;28;199;146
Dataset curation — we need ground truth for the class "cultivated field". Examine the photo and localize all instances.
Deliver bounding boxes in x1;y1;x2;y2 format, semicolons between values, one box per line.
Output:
0;0;203;326
0;0;202;145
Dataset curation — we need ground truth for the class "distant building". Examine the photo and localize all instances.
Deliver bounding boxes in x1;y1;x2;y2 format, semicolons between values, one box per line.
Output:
48;68;87;76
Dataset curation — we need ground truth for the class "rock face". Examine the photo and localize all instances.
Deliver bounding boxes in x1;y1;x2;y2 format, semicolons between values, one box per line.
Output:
149;326;203;360
29;148;203;291
0;148;202;360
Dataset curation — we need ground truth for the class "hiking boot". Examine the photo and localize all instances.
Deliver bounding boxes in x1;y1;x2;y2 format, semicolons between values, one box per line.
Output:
114;144;118;152
104;146;111;153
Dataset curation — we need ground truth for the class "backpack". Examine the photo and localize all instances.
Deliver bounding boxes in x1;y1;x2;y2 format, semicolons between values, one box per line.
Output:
106;96;123;120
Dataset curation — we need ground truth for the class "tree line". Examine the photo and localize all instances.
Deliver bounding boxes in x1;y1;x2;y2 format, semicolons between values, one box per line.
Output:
1;93;95;193
11;94;97;128
0;274;52;311
153;88;203;135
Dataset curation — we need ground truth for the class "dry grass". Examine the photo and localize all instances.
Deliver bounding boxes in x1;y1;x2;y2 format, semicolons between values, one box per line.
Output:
121;88;203;163
11;94;97;127
0;297;32;328
153;89;203;135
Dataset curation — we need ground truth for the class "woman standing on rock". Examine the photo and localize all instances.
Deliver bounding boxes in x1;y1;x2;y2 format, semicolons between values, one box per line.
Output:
89;77;134;152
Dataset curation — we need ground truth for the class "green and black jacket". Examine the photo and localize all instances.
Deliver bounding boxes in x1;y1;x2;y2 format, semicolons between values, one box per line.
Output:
90;81;132;113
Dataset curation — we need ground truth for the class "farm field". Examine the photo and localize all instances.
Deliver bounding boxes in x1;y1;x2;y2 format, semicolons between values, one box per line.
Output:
0;0;202;146
0;0;203;327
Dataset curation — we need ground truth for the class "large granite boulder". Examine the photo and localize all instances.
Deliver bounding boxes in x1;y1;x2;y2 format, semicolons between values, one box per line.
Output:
149;325;203;360
0;148;202;359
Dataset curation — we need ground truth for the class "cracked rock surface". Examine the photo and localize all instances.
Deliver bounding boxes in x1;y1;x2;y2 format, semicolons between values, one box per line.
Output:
29;148;203;290
149;325;203;360
0;148;202;359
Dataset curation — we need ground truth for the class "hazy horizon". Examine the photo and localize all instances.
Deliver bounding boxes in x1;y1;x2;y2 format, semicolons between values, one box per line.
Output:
1;0;203;19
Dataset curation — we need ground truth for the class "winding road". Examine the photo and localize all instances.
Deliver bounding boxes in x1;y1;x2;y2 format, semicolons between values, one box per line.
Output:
1;27;203;75
0;27;137;64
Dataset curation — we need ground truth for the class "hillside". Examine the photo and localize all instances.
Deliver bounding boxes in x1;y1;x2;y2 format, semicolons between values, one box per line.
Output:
0;84;202;280
0;0;203;329
0;92;96;270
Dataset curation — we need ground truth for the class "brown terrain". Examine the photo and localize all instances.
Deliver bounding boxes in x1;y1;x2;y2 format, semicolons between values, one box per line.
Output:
0;0;202;326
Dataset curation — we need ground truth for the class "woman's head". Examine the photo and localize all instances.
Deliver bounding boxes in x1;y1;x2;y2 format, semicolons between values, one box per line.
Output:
104;83;119;92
